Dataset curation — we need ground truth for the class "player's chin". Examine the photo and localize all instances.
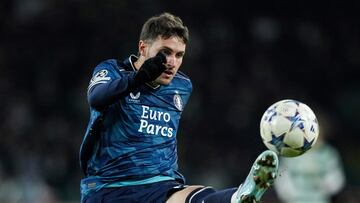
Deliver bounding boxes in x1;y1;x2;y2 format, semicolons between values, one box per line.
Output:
155;75;174;85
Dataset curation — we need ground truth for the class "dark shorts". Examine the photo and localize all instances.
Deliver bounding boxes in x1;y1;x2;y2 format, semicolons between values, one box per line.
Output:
83;180;186;203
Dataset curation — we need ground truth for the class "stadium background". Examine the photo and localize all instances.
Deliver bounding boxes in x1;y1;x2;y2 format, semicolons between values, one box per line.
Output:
0;0;359;202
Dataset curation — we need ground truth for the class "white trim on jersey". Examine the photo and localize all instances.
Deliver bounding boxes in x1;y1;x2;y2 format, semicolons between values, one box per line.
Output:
87;80;108;93
129;55;138;71
87;69;111;93
188;187;213;203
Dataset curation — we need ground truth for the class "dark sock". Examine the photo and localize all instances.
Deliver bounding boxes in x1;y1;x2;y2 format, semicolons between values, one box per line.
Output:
202;188;237;203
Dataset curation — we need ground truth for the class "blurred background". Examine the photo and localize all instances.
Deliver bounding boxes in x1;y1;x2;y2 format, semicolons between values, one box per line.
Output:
1;0;359;202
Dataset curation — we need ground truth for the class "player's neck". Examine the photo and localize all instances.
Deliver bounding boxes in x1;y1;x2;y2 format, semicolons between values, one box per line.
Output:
133;58;143;71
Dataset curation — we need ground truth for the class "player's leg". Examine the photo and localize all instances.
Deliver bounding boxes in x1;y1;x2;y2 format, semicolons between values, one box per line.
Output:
167;185;238;203
167;150;279;203
166;185;214;203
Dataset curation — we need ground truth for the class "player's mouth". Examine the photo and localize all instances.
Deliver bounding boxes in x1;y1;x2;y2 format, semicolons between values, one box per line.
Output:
163;69;173;76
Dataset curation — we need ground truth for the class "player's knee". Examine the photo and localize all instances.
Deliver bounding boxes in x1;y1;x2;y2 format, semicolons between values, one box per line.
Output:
167;185;204;203
167;186;216;203
185;186;216;203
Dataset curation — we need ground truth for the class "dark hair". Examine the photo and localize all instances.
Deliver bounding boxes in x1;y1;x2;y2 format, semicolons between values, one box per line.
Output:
139;12;189;44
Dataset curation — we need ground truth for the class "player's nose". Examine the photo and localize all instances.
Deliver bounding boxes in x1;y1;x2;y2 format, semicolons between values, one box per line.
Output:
166;55;176;67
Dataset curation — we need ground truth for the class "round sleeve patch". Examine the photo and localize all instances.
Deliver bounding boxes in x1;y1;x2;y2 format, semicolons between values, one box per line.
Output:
88;69;111;92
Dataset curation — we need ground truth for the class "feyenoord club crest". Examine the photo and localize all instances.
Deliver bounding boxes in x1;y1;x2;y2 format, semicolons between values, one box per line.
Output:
173;93;183;111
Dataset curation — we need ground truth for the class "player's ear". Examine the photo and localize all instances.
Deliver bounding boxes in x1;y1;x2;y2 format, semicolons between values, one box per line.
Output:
138;40;147;57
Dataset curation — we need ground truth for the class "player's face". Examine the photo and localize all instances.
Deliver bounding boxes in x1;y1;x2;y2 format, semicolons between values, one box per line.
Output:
142;36;186;85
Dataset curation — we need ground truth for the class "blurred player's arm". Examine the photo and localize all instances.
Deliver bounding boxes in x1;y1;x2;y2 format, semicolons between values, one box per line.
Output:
322;147;345;195
274;165;298;202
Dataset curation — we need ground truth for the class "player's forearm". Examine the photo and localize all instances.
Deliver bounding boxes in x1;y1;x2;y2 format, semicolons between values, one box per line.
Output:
88;73;136;109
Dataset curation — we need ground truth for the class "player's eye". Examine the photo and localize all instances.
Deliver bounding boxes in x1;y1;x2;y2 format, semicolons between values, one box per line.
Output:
176;52;184;58
161;49;172;56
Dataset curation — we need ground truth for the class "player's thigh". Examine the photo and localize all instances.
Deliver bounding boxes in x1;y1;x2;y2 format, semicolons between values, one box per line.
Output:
166;185;204;203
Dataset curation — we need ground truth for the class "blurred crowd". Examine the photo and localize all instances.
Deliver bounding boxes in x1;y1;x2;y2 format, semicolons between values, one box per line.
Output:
0;0;359;202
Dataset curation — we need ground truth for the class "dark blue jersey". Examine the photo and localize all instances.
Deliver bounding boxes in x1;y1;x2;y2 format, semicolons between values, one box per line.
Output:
79;55;192;199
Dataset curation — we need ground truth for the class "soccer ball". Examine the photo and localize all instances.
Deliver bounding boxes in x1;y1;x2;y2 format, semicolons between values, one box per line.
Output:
260;99;319;157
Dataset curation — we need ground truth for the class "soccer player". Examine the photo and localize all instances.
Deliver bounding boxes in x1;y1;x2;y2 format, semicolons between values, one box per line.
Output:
79;12;279;203
274;118;345;203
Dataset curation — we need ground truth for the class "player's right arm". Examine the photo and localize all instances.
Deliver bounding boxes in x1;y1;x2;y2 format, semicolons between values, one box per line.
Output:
87;52;166;110
87;60;134;110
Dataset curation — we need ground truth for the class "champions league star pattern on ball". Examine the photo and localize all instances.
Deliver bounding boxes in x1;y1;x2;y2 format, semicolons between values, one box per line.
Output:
260;99;319;157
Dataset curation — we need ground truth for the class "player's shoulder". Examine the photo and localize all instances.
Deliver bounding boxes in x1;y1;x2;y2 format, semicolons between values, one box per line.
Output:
90;59;117;76
92;56;135;75
95;59;117;68
94;59;121;72
174;71;191;82
173;71;192;90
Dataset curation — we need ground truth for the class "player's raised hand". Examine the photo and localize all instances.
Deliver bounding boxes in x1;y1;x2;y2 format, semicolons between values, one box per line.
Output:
134;52;167;85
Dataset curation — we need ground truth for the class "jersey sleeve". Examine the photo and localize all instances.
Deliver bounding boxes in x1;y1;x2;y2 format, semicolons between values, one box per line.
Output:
87;59;136;109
